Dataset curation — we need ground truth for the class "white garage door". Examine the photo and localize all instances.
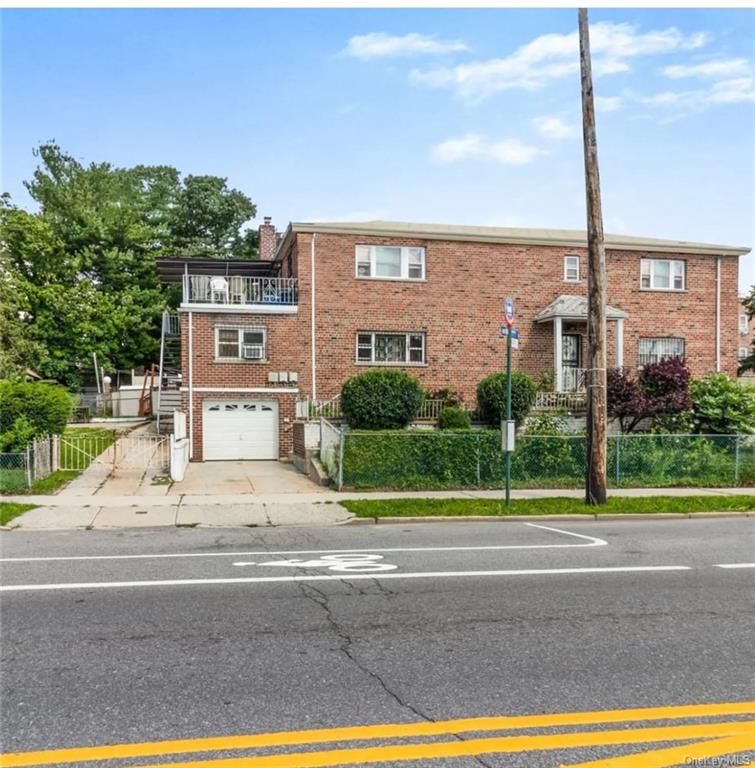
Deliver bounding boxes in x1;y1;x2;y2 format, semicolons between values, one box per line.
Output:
203;400;278;460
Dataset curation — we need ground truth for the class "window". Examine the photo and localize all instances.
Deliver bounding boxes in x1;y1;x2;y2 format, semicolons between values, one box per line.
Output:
739;347;750;360
215;326;267;360
356;332;426;364
638;337;685;366
640;259;685;291
564;255;580;282
355;245;426;280
740;315;749;335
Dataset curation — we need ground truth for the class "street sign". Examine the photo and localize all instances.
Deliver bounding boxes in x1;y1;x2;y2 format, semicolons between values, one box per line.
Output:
504;298;515;328
499;328;520;338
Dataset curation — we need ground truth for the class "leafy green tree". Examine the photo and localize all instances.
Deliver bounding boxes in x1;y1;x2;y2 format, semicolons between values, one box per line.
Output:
0;253;48;379
690;374;755;434
1;143;260;387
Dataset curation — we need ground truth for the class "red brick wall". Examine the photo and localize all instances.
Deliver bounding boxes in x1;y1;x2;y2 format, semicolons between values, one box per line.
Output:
300;232;740;402
180;311;306;460
180;231;742;460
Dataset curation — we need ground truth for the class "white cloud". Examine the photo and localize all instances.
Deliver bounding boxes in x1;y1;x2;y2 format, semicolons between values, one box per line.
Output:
411;21;706;103
344;32;468;60
663;58;751;79
432;134;544;165
595;95;624;112
533;116;579;139
642;76;755;112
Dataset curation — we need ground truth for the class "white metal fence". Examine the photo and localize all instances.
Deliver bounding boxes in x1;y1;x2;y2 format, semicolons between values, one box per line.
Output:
182;275;298;306
297;396;452;423
1;432;171;493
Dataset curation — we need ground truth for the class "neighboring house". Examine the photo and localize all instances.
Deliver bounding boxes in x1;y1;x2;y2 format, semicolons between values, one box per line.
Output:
161;219;749;461
738;299;755;381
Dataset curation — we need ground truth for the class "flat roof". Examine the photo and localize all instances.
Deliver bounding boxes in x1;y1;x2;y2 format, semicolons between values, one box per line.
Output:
155;258;278;283
281;220;750;257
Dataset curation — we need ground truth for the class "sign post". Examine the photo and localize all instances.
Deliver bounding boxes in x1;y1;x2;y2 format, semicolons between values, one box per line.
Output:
503;299;515;507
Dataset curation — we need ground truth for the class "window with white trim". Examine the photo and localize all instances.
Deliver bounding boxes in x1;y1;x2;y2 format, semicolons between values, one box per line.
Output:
739;346;750;360
215;326;267;361
740;314;749;335
356;332;426;364
564;255;580;282
638;337;685;366
355;245;425;280
640;259;685;291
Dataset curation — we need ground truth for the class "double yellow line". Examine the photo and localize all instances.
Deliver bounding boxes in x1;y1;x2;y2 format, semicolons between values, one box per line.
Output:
2;702;753;768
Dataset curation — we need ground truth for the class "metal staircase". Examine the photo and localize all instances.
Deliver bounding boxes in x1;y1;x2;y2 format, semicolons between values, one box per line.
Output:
156;312;182;434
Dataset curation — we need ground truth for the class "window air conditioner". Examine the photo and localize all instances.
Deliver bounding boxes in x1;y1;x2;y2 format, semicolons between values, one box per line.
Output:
242;345;264;360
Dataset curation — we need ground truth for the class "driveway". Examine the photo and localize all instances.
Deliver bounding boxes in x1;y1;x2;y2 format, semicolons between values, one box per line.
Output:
168;461;323;496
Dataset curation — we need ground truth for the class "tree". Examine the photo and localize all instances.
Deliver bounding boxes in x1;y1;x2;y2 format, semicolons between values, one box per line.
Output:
690;374;755;435
607;358;692;433
1;143;260;387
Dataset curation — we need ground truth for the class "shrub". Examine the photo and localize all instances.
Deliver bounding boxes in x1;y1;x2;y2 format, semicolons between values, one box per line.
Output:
690;374;755;435
0;416;36;452
438;406;471;430
0;381;73;447
608;359;692;433
476;371;536;427
341;369;424;429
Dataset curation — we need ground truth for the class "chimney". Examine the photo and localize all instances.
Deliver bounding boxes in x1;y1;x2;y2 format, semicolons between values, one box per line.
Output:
258;216;277;261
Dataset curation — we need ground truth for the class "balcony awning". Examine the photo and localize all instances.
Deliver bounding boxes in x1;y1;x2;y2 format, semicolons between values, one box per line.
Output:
535;294;628;323
155;258;279;284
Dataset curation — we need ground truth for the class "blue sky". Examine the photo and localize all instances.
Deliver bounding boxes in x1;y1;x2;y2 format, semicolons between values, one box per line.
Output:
2;8;753;291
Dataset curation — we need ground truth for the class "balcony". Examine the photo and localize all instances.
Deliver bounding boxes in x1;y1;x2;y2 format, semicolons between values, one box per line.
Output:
181;275;298;313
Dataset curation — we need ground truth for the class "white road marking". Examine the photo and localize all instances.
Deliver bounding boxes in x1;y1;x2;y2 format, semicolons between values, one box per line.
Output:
714;563;755;569
0;524;607;564
235;553;398;573
0;565;690;592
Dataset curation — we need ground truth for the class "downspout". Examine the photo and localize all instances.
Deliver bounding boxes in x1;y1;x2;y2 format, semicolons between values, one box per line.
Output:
715;256;721;373
310;234;317;401
188;311;194;459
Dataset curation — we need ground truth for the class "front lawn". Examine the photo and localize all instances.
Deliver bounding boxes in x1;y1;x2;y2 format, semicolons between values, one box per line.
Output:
0;502;37;526
341;495;755;518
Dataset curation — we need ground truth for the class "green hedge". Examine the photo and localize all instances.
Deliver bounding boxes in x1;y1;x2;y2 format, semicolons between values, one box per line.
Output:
340;430;754;490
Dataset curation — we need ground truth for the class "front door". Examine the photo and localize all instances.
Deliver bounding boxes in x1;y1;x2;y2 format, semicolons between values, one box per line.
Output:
562;334;582;391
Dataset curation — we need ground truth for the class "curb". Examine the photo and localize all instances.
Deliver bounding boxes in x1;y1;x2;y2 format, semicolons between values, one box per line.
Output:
344;511;753;524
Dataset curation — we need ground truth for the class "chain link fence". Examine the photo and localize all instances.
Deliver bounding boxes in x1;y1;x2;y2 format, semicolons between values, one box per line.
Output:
334;431;755;490
0;437;56;493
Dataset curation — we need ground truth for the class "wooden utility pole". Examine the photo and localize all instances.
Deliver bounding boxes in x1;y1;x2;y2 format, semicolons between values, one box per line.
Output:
579;8;608;505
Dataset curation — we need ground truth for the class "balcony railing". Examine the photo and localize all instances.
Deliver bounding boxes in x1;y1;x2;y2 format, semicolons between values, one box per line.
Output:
182;275;298;307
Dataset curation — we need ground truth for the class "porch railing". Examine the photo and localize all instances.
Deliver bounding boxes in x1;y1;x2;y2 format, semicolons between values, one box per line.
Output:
296;397;456;423
560;367;586;393
182;275;298;307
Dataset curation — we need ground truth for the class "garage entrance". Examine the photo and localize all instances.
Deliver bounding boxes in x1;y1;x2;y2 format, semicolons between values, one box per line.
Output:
203;400;278;460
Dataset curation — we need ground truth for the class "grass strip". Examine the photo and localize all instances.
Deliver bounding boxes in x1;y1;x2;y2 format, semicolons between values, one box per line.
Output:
0;502;37;526
340;495;755;518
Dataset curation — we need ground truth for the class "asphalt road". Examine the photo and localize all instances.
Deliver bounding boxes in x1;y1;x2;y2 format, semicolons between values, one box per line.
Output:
1;518;754;767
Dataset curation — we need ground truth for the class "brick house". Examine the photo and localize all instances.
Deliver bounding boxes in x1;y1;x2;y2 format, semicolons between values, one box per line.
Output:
166;219;749;461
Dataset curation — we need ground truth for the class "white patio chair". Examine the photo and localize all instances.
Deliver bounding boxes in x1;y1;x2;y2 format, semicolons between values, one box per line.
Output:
189;275;211;302
210;276;229;304
229;276;246;304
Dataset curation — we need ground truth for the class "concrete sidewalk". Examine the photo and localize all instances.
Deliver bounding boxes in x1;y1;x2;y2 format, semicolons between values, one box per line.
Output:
2;487;753;530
